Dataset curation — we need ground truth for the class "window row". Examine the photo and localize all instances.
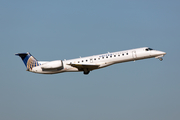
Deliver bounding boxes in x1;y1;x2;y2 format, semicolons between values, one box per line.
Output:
70;52;129;64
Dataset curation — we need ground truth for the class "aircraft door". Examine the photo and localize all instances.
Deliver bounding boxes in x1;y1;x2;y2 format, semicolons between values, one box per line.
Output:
132;51;137;59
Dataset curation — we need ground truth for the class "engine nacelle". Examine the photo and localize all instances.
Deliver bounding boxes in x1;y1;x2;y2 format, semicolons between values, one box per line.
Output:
41;60;63;70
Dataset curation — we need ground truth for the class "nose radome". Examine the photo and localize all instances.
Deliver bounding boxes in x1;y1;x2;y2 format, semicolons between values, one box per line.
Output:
160;51;166;55
156;51;166;55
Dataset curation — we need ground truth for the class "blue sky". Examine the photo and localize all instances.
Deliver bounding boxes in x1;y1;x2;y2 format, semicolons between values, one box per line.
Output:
0;1;180;120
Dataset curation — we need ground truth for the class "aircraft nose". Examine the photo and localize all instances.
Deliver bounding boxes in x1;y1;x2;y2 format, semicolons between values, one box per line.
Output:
154;51;166;56
160;51;166;55
162;51;166;55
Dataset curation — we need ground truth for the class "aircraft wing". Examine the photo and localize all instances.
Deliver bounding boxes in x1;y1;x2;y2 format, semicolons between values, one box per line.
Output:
68;63;100;70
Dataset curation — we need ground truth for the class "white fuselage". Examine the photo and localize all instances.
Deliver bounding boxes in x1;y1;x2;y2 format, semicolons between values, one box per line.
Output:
31;47;166;74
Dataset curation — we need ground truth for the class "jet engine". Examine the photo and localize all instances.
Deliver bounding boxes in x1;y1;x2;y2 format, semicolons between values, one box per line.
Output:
41;60;63;70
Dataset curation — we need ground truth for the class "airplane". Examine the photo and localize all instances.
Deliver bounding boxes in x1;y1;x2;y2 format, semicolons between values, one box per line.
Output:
15;47;166;75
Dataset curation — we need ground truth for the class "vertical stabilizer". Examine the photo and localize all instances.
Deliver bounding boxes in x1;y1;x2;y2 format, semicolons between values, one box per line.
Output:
15;52;40;70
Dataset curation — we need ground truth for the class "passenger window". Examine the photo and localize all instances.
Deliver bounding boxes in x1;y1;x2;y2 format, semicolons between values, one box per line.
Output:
86;60;88;62
106;56;108;58
122;54;124;56
98;58;100;60
94;58;96;60
126;53;128;55
114;55;116;57
110;56;112;58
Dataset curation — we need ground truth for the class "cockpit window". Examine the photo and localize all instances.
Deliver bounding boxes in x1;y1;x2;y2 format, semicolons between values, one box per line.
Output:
149;48;153;50
145;48;153;51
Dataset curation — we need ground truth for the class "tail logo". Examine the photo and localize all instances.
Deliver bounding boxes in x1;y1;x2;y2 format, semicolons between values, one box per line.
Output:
27;56;39;70
16;52;40;70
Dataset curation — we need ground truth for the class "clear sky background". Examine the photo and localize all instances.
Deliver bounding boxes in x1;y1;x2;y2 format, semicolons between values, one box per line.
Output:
0;0;180;120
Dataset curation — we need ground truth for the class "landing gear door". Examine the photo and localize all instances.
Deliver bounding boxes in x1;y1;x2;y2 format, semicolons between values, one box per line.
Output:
132;51;137;59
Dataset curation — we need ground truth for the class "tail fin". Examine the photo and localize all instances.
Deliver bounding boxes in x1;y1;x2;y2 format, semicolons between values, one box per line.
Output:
15;52;40;70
